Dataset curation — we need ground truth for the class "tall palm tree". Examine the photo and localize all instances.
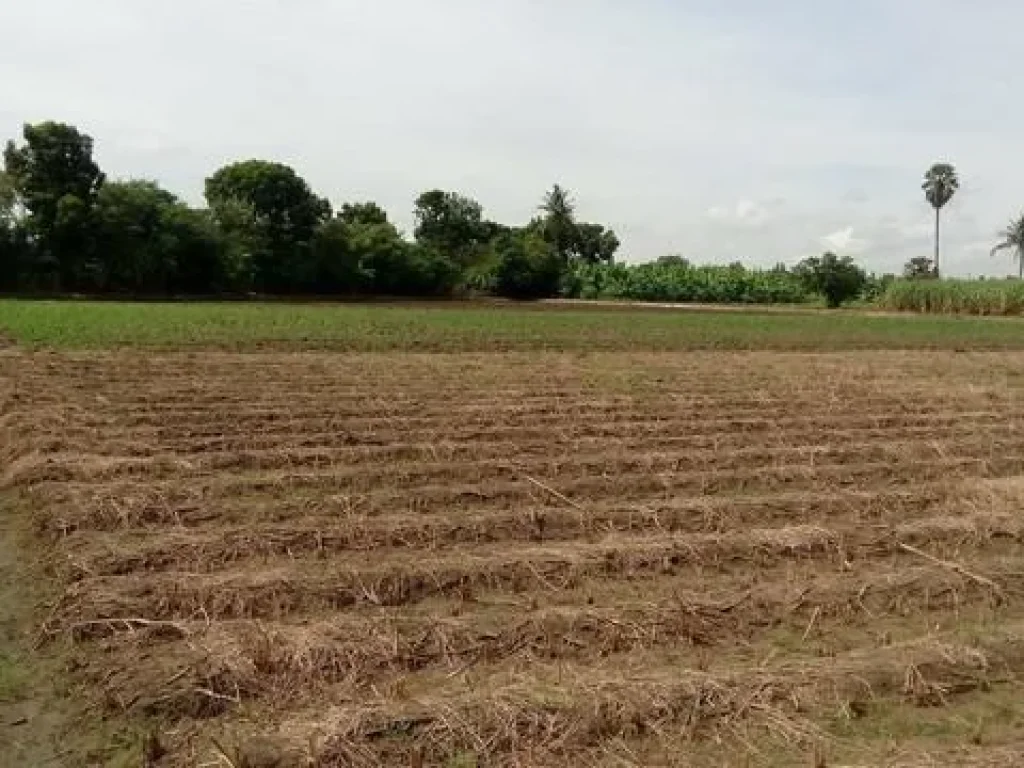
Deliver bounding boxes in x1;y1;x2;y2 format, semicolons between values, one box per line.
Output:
539;184;577;261
540;184;575;222
991;214;1024;279
922;163;959;278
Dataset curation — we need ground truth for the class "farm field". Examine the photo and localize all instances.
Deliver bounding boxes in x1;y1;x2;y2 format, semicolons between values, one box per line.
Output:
8;298;1024;351
4;303;1024;766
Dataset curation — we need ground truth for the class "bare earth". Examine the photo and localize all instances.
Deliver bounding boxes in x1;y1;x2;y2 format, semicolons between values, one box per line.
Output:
5;349;1024;766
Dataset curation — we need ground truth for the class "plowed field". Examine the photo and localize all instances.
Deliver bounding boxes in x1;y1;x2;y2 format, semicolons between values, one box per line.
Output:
5;347;1024;766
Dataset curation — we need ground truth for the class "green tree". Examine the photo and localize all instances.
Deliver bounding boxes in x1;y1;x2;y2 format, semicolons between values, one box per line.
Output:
3;121;105;288
208;197;266;292
164;207;231;294
795;252;867;308
922;162;959;278
93;180;227;294
205;160;330;292
538;184;577;263
0;170;14;227
493;228;563;299
572;222;620;264
0;170;30;290
990;214;1024;279
337;201;389;227
903;257;936;280
413;189;489;268
310;218;371;293
93;180;180;292
656;254;691;268
331;212;457;296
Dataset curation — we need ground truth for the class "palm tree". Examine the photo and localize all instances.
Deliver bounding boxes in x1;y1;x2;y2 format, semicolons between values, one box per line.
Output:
991;214;1024;279
539;184;577;261
922;163;959;278
540;184;575;222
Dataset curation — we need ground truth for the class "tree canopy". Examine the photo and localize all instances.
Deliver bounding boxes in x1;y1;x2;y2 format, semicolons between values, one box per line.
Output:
205;160;331;292
4;122;105;287
922;162;959;278
0;117;884;307
991;214;1024;279
795;252;867;308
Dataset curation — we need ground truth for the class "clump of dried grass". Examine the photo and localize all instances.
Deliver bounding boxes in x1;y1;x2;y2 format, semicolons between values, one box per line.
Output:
301;632;1019;767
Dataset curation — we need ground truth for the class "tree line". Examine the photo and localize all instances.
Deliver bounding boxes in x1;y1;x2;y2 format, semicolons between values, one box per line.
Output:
0;121;622;299
0;119;912;307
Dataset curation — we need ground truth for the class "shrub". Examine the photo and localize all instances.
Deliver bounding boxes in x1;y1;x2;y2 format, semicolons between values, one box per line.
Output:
794;252;867;308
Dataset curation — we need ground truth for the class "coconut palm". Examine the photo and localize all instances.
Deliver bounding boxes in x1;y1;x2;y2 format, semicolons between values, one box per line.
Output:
538;184;577;261
991;214;1024;279
922;163;959;278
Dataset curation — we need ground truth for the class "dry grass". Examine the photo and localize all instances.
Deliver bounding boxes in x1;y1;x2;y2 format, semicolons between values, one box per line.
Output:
5;348;1024;766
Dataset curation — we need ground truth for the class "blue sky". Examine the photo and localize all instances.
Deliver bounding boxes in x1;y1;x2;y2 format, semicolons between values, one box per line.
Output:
3;0;1022;274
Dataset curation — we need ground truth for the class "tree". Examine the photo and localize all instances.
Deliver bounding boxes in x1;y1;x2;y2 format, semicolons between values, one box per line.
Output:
93;180;227;294
163;207;231;294
337;201;388;227
0;170;31;291
922;162;959;278
656;254;691;268
538;184;577;262
413;189;488;268
573;222;620;264
990;214;1024;279
208;197;266;292
794;252;867;308
903;257;936;280
93;180;180;292
310;218;372;294
492;228;563;299
0;171;14;227
3;121;105;288
205;160;330;292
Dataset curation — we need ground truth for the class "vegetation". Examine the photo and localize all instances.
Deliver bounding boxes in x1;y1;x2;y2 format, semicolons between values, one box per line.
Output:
990;214;1024;279
903;256;936;280
0;121;625;302
880;278;1024;315
0;118;885;309
566;259;812;304
792;251;868;308
10;117;1024;319
922;162;959;278
5;299;1024;351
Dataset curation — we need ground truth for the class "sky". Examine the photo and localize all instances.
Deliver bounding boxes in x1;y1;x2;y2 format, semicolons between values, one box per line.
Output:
2;0;1023;275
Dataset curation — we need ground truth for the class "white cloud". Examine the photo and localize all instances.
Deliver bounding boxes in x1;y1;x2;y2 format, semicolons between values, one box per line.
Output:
707;199;773;227
821;227;869;254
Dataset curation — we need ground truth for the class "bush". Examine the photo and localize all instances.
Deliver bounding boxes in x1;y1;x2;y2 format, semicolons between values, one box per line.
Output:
493;230;563;299
794;252;867;308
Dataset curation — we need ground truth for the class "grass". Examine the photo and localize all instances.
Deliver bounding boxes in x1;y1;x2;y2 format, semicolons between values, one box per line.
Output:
0;650;27;702
5;298;1024;350
881;279;1024;316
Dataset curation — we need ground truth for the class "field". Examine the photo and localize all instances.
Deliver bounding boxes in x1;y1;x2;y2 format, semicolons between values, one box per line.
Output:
8;298;1024;350
4;301;1024;767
